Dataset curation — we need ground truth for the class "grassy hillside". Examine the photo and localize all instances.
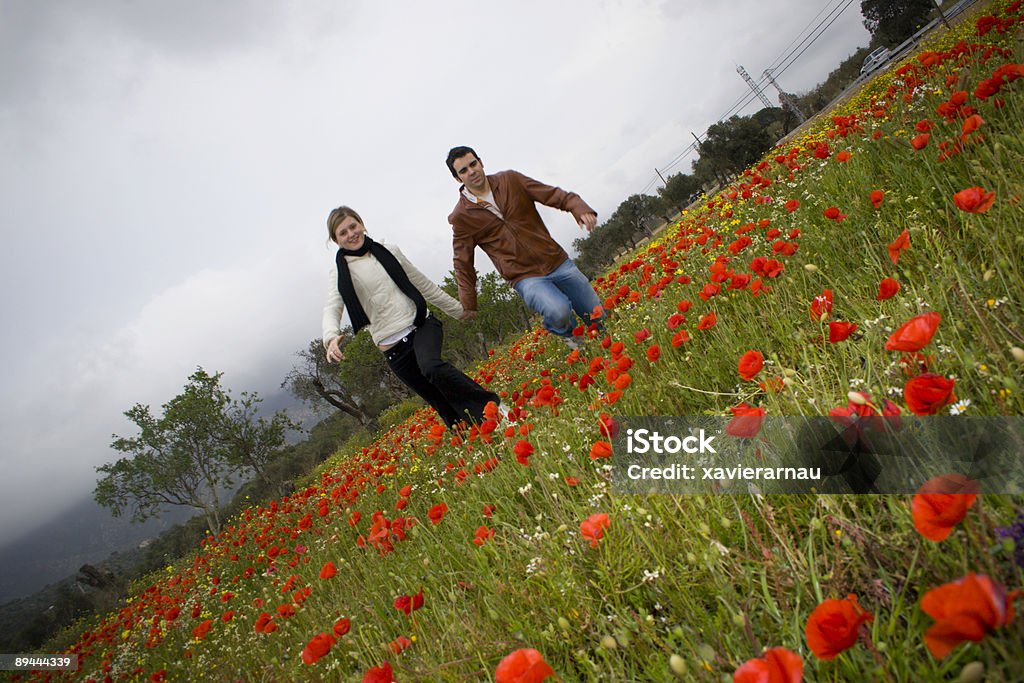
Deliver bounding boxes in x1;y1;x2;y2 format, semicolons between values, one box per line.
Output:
13;2;1024;681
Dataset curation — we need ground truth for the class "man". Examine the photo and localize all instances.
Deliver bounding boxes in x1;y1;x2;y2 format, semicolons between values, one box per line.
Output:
445;146;603;349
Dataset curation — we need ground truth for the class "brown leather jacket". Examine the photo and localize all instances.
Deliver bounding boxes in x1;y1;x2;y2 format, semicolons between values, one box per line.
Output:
448;170;595;311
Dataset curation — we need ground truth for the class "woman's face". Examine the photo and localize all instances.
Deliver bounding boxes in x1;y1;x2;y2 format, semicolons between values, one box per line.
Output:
333;215;366;250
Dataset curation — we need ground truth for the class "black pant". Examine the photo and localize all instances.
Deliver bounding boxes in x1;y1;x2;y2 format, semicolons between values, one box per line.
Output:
382;316;499;428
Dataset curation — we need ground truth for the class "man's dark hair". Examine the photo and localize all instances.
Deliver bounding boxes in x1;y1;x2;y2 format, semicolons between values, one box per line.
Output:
446;146;480;180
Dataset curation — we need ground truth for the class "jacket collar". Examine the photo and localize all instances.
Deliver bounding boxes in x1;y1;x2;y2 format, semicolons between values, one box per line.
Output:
457;173;502;211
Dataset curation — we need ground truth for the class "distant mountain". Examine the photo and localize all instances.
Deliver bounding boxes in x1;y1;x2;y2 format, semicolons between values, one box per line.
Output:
0;494;193;605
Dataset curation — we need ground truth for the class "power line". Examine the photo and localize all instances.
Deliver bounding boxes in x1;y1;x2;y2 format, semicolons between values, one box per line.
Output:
649;0;860;195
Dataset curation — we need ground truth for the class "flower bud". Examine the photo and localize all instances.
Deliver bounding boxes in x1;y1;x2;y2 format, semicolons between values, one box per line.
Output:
804;264;818;272
958;661;984;683
600;635;618;650
1010;347;1024;363
669;654;688;676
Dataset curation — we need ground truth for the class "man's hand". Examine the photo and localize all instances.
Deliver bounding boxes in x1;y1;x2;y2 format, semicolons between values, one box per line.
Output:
462;309;478;321
326;337;345;363
578;212;597;231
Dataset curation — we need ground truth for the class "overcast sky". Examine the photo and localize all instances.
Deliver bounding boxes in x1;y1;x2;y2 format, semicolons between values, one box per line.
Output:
0;0;871;546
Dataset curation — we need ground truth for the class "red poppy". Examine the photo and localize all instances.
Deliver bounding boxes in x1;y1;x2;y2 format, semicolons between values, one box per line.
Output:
254;612;277;634
738;350;764;381
699;283;721;301
646;344;661;362
564;476;580;486
483;504;495;517
961;114;984;137
805;594;873;660
910;133;930;150
580;513;610;549
836;150;851;163
885;312;941;351
733;646;803;683
589;440;613;460
363;661;395;683
389;635;412;654
828;321;857;343
697;312;717;330
333;618;351;637
876;277;899;300
513;439;534;466
869;190;885;208
953;187;996;213
428;502;448;525
671;329;691;346
823;206;847;221
191;619;213;641
726;403;767;439
921;573;1021;659
398;484;411;497
495;648;556;683
784;199;800;213
904;374;956;416
888;228;910;264
472;525;495;546
809;289;833;322
393;589;424;615
301;632;336;665
319;562;337;580
911;474;979;542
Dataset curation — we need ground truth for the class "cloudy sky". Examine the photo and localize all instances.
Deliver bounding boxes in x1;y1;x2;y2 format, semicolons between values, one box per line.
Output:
0;0;870;546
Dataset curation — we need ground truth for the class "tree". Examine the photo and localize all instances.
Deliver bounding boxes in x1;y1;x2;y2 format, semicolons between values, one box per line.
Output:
657;172;703;213
439;271;531;363
96;368;289;534
572;194;665;277
283;338;383;429
692;115;774;186
222;392;299;496
861;0;935;47
608;193;667;240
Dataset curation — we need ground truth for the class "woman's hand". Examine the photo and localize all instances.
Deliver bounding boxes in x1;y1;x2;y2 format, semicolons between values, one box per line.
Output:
326;337;345;363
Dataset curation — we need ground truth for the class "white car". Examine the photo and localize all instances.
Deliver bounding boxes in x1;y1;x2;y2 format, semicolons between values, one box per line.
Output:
860;47;892;76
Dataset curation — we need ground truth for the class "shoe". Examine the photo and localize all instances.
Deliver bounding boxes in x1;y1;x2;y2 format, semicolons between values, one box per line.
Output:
561;335;583;351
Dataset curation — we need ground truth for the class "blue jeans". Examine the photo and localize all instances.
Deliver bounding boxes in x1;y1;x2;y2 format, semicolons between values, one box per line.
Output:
513;259;603;337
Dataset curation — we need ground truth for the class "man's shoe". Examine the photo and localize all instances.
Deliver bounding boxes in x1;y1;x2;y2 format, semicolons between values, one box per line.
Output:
562;335;583;351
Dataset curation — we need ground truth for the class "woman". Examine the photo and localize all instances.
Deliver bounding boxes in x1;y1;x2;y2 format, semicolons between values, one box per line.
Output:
321;206;499;428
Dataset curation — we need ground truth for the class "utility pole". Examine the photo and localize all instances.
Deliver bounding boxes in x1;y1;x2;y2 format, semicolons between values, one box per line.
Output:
654;167;668;186
736;65;773;110
763;68;807;123
934;0;951;29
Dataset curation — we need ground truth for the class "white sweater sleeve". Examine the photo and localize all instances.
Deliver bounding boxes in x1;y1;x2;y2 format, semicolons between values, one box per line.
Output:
321;264;346;350
390;246;465;320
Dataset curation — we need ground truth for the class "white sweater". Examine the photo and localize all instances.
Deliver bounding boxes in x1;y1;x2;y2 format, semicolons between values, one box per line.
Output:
322;243;464;349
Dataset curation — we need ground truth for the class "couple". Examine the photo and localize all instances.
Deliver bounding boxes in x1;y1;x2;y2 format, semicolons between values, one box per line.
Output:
321;146;604;428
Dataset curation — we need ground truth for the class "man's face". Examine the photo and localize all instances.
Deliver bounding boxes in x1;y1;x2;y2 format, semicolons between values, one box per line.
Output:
453;153;487;194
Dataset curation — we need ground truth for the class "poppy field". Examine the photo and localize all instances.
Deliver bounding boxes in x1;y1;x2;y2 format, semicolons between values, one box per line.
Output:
16;2;1024;681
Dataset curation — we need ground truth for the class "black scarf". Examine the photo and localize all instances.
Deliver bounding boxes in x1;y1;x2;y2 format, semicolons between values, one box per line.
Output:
335;237;427;334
